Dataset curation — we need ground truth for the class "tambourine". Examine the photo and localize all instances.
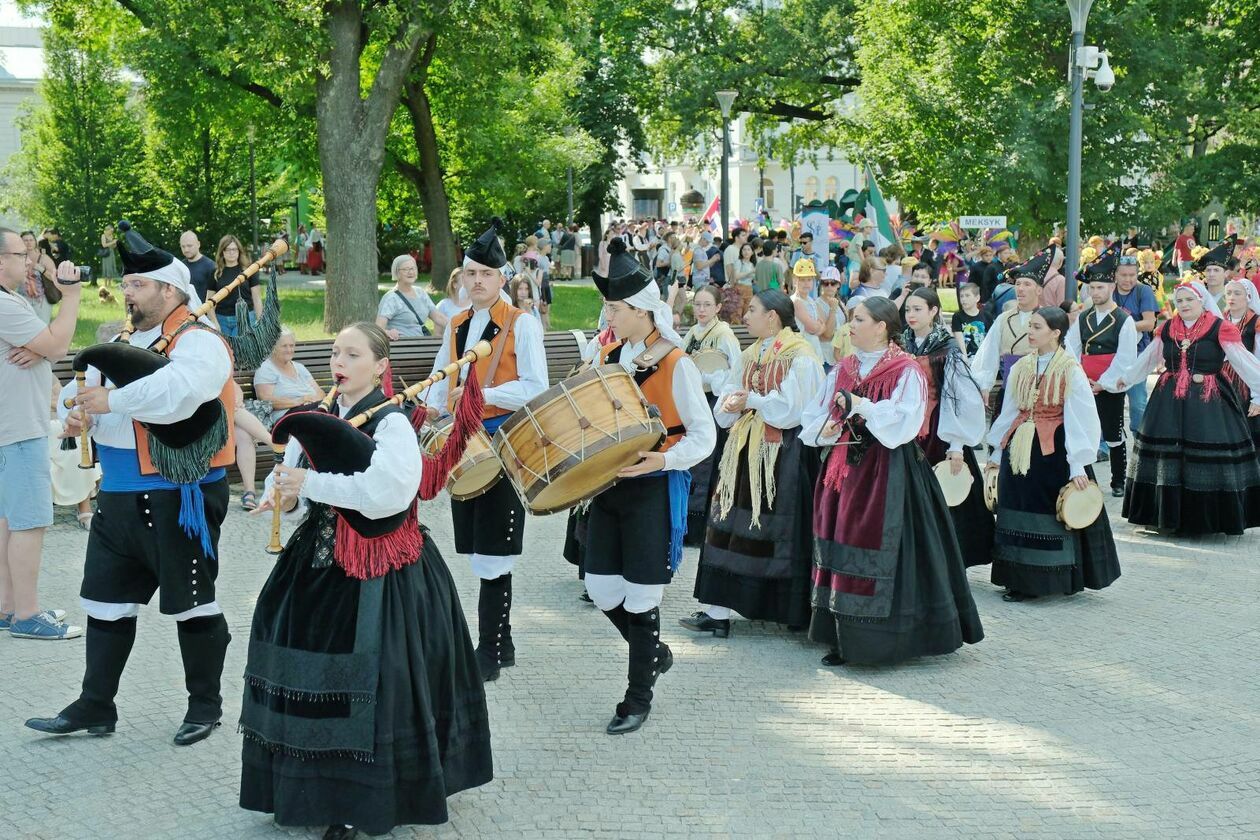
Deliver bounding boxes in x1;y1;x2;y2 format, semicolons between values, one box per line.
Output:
933;460;973;507
1056;481;1104;530
983;463;999;512
690;349;729;374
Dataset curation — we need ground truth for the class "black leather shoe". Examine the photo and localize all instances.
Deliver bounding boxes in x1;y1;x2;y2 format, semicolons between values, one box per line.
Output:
1002;591;1038;603
24;715;114;736
1111;486;1124;498
821;650;846;667
173;720;221;746
678;611;731;638
606;709;649;735
322;826;359;840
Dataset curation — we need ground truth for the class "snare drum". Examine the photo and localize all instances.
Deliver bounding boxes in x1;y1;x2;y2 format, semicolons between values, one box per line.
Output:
1056;481;1104;530
933;460;974;507
419;417;503;500
494;366;666;514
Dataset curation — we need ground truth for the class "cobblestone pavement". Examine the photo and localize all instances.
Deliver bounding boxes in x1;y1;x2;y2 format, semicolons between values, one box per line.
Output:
4;487;1259;839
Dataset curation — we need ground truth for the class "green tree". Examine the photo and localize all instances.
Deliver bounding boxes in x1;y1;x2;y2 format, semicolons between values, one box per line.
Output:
1;3;147;264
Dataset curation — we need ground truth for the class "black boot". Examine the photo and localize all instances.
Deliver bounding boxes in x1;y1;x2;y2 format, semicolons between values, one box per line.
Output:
27;616;136;735
174;614;230;745
602;604;630;643
1109;443;1127;496
476;574;515;682
607;608;672;735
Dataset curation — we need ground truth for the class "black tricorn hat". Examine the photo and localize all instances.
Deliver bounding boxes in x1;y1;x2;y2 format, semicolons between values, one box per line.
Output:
464;217;507;270
1081;241;1122;284
116;219;176;275
1193;233;1238;271
592;237;653;301
1006;244;1058;286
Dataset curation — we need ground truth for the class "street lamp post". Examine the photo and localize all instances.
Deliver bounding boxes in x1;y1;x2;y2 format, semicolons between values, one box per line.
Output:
1064;0;1091;302
717;90;738;238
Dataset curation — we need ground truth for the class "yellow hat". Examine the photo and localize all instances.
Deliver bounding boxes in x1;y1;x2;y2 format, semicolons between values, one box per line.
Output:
792;258;818;278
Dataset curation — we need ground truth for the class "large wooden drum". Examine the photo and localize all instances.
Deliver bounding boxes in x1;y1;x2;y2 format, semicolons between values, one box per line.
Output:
494;366;665;514
419;417;503;500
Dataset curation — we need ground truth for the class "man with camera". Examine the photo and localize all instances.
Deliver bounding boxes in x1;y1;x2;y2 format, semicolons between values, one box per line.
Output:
0;227;83;640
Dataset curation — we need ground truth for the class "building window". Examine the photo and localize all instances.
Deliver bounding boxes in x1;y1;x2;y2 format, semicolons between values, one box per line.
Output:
824;176;838;202
804;176;819;204
761;178;776;210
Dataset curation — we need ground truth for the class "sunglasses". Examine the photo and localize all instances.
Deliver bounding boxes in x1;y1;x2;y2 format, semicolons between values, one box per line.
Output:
1118;256;1138;265
820;280;840;286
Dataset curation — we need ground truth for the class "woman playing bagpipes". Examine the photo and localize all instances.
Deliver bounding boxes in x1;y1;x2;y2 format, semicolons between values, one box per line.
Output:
986;306;1121;602
801;297;983;666
240;322;492;839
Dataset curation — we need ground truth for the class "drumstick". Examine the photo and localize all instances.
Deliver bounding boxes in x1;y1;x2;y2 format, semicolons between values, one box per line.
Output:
75;371;93;469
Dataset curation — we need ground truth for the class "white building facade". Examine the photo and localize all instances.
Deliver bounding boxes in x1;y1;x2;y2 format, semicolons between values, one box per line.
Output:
612;114;864;225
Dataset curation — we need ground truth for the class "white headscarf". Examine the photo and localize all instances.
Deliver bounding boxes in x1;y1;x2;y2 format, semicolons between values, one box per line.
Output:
1173;280;1222;318
1225;279;1260;317
624;282;683;347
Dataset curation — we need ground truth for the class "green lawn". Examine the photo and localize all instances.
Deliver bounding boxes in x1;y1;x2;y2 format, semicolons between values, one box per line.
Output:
69;281;605;348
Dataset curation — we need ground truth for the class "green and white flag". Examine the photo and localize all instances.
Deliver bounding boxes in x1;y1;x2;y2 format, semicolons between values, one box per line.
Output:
863;164;896;251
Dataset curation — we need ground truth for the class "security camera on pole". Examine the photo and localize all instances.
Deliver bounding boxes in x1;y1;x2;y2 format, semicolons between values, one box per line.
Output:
1064;0;1117;302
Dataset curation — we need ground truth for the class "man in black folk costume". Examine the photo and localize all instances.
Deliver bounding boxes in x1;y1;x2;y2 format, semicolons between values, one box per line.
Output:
26;226;234;745
1066;243;1139;497
424;219;547;682
587;239;715;733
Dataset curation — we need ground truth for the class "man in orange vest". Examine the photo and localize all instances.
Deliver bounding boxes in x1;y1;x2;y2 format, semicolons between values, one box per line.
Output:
424;219;547;683
26;225;234;747
586;238;715;734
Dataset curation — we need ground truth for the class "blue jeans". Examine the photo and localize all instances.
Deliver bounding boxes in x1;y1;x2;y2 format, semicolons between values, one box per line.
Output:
0;437;53;530
1126;378;1149;436
217;312;257;338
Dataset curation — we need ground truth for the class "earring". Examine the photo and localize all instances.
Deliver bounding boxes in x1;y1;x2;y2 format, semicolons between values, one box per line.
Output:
373;373;382;386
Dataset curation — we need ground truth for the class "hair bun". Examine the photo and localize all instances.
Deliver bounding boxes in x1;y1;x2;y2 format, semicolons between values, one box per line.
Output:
118;219;132;232
607;237;628;256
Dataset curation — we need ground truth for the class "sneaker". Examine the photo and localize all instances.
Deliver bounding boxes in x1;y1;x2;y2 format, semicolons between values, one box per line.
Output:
0;609;65;630
9;611;83;640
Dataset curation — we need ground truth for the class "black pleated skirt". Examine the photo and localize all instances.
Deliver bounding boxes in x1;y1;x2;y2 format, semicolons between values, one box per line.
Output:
1124;376;1260;535
239;521;492;834
810;443;984;665
696;429;819;626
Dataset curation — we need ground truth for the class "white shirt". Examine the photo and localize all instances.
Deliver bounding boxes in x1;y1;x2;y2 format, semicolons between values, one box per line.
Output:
608;336;716;473
424;304;548;413
801;349;926;449
932;352;986;453
985;353;1100;478
58;323;232;451
970;306;1035;390
1065;304;1139;393
793;296;827;360
714;339;826;431
267;404;422;522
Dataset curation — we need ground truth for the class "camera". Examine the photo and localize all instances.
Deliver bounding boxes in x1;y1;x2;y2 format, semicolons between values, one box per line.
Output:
76;265;92;284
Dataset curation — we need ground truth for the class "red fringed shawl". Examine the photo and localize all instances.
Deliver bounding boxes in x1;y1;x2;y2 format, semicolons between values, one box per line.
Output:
1160;314;1243;402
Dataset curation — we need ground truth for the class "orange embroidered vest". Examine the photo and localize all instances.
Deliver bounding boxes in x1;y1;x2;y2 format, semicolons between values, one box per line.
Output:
447;298;524;419
600;338;685;453
133;307;236;475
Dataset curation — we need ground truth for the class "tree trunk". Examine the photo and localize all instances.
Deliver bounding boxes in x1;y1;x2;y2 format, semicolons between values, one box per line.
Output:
202;125;213;224
403;80;458;286
314;1;429;333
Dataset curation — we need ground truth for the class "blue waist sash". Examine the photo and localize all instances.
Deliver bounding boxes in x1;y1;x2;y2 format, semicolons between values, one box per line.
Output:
635;468;692;573
482;413;510;435
97;444;224;557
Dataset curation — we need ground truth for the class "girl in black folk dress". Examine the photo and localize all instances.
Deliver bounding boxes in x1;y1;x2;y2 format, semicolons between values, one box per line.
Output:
1222;278;1260;454
241;323;491;839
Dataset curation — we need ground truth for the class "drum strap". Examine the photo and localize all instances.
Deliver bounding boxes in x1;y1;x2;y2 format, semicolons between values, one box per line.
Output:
484;309;522;387
632;337;676;370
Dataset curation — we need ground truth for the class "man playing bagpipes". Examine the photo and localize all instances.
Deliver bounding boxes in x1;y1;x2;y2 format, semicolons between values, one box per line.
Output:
26;224;247;746
422;219;548;683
